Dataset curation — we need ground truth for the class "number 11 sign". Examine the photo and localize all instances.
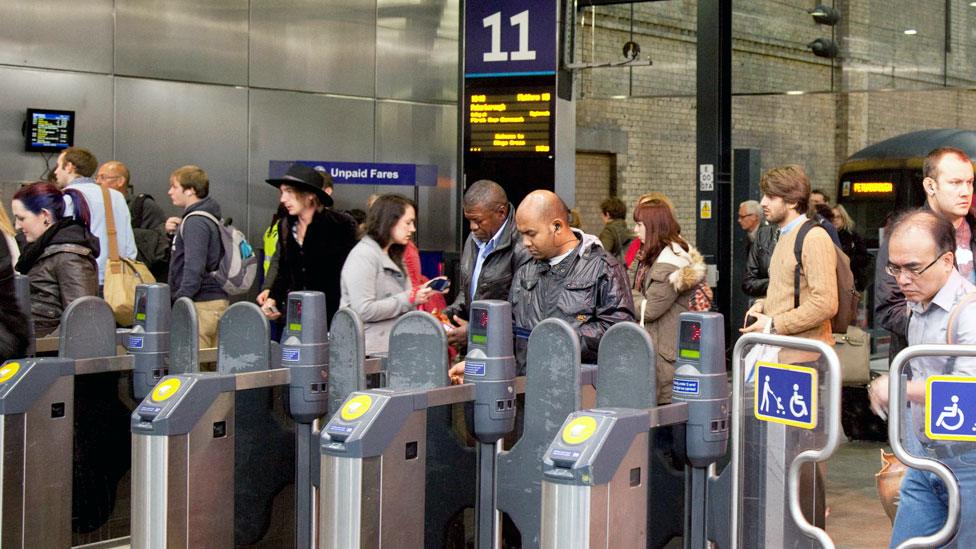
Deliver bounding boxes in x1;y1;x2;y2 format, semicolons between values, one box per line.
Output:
465;0;557;78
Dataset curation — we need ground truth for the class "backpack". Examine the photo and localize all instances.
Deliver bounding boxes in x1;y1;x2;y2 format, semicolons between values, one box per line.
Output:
180;211;258;296
688;281;713;312
793;219;860;334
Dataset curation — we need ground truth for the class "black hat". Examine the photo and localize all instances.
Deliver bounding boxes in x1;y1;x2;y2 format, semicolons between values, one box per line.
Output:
266;163;334;207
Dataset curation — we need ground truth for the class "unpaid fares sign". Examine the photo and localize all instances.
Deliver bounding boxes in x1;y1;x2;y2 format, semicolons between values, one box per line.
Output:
268;161;437;187
754;362;818;429
465;0;557;77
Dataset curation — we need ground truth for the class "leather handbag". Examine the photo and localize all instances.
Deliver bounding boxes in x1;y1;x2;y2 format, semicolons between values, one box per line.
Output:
834;326;870;385
100;186;155;326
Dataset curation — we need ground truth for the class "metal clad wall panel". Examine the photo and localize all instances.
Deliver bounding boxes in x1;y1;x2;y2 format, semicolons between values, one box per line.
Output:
0;0;113;73
374;102;457;250
250;0;376;95
248;90;375;240
116;0;248;85
0;68;114;182
115;78;248;230
376;0;458;101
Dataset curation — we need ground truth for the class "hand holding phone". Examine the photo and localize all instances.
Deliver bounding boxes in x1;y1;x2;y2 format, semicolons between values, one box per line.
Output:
425;276;451;293
745;314;759;327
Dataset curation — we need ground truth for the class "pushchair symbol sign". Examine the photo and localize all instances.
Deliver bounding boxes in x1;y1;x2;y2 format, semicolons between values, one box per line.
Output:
754;362;818;429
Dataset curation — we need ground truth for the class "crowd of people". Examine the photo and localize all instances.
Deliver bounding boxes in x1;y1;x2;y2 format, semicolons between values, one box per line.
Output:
0;144;973;545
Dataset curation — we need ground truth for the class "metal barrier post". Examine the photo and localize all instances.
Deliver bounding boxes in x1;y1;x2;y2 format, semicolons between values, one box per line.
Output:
730;332;842;549
887;344;970;549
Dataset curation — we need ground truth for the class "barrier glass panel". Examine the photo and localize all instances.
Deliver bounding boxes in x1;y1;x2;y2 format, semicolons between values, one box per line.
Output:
887;345;971;549
731;333;841;549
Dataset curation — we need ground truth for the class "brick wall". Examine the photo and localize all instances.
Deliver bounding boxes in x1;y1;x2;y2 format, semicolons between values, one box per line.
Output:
574;2;976;245
575;152;616;236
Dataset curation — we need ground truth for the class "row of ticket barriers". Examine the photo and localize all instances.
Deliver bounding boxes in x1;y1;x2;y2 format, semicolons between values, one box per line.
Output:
0;278;967;548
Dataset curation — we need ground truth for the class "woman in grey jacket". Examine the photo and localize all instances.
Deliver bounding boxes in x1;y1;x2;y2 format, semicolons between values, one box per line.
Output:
340;195;437;355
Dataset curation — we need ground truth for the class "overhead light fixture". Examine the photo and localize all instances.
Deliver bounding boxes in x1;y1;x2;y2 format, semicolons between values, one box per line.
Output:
786;90;805;95
808;38;839;58
808;4;841;26
904;29;918;35
970;1;976;6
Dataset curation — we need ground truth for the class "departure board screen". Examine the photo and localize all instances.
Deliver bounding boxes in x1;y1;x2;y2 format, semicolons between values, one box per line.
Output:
466;86;554;154
25;108;75;153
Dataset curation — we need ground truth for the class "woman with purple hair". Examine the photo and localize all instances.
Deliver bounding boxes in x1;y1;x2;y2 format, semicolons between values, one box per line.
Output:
11;182;99;336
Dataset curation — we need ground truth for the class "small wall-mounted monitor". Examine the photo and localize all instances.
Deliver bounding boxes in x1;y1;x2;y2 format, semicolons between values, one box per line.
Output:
24;108;75;153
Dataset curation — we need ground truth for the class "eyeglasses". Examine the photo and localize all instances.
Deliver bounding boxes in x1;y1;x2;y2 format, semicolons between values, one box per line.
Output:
95;174;122;182
885;252;947;279
738;213;757;219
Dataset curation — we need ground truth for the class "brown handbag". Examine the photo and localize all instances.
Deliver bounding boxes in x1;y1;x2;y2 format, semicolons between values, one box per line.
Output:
99;185;155;326
876;449;906;524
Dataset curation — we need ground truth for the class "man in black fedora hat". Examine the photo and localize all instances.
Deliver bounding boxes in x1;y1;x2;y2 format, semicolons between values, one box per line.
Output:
257;163;358;326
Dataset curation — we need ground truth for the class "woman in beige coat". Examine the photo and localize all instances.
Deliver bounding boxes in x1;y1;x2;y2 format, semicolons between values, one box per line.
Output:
632;199;708;403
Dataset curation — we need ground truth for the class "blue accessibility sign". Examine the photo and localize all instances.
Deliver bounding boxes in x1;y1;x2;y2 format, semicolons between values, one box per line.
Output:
754;362;818;429
925;376;976;441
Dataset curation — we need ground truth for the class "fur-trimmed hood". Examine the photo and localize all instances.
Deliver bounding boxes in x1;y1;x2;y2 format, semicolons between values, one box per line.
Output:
656;242;707;293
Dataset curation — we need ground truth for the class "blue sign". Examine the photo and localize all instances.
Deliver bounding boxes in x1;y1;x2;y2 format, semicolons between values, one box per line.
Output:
673;378;700;396
754;362;818;429
926;376;976;441
268;161;438;187
464;0;557;77
127;336;144;350
282;348;300;363
465;361;486;377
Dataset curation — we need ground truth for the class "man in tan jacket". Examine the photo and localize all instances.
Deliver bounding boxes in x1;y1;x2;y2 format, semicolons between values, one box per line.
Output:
741;165;837;346
740;164;837;530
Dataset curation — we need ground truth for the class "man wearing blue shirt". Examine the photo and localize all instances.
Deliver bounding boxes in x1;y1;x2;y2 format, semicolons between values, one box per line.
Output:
54;147;137;284
443;180;530;349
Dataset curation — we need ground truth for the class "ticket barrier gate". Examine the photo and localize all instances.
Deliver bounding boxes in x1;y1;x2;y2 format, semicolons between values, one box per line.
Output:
886;344;972;549
0;285;174;547
320;302;655;548
540;312;727;549
728;331;842;548
130;291;372;548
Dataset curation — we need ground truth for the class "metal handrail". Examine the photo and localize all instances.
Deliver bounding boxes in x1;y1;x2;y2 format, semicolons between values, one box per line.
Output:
887;344;970;549
731;332;841;549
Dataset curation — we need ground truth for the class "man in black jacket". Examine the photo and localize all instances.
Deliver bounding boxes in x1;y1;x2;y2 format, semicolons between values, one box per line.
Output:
507;190;634;371
443;179;530;349
742;220;778;298
875;147;976;360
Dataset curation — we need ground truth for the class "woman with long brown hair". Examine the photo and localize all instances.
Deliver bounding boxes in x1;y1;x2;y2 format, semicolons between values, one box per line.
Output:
632;198;709;403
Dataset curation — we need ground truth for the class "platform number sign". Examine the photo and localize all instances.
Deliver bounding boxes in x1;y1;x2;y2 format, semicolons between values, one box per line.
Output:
754;362;818;429
465;0;557;77
925;376;976;442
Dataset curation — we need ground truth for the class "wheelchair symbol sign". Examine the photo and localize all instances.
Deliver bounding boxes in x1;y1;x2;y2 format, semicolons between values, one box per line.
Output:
754;362;818;429
925;376;976;441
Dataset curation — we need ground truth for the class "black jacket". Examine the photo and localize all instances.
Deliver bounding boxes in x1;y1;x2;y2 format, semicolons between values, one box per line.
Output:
268;208;358;324
742;222;778;297
0;236;29;360
444;206;531;321
838;228;871;292
875;206;976;359
168;196;226;302
16;219;99;337
510;231;635;372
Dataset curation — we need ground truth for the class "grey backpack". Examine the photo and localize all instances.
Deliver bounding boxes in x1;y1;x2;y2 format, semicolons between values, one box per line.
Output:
180;211;258;295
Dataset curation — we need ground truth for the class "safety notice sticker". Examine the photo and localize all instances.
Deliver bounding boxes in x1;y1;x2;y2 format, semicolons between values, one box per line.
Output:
753;362;817;429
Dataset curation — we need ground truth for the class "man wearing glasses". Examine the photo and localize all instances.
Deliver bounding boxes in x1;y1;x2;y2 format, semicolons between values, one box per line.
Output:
867;209;976;547
97;160;171;279
875;147;976;361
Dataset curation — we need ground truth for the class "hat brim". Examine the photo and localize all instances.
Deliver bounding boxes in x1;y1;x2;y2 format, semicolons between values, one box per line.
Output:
266;178;334;208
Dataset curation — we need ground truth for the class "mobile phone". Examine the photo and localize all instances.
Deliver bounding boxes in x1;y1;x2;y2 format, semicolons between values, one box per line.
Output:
745;314;758;326
426;277;451;292
266;303;280;315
